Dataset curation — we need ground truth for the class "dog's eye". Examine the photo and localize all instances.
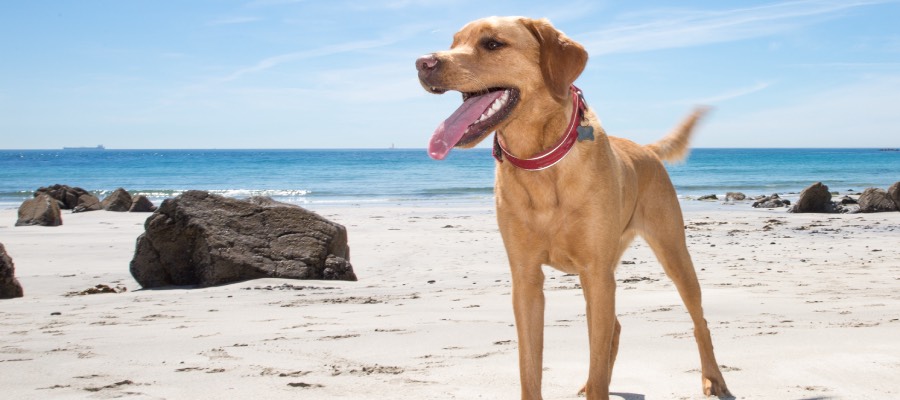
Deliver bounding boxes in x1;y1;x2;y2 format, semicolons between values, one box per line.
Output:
482;39;505;51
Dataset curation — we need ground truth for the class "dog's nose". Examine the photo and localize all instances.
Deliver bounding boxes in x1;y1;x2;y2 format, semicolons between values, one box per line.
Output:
416;54;439;73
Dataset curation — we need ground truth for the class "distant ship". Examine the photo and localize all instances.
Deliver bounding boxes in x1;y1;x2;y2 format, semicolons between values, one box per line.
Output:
63;145;105;150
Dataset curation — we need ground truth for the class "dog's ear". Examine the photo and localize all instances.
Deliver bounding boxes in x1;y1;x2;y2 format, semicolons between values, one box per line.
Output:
522;18;588;102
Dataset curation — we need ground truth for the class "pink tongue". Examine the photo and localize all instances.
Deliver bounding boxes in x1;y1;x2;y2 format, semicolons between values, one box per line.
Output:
428;90;505;160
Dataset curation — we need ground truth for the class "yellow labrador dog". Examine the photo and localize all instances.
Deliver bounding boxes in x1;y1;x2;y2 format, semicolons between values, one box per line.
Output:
416;16;730;399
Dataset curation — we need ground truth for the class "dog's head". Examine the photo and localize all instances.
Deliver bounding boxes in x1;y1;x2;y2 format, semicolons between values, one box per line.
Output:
417;17;588;160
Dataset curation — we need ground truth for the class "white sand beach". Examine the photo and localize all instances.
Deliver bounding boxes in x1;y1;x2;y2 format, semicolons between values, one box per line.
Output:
1;202;899;399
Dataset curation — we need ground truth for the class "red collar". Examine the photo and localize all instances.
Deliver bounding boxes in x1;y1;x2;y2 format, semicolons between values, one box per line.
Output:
493;85;587;171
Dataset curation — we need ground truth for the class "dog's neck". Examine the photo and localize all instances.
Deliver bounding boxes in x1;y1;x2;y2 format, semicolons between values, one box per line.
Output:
497;93;573;159
496;86;603;170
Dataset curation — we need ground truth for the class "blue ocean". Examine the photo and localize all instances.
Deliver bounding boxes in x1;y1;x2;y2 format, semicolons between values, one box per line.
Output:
1;148;898;209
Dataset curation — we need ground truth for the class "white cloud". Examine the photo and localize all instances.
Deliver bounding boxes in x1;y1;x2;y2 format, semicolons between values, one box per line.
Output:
786;62;900;70
577;0;895;55
216;39;396;84
210;23;429;84
700;75;900;147
681;82;773;105
244;0;307;8
206;16;262;26
382;0;460;9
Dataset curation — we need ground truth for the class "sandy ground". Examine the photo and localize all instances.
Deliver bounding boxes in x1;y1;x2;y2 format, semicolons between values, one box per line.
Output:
0;200;898;399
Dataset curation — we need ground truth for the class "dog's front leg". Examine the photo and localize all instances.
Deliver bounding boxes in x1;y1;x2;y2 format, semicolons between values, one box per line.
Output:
510;263;545;400
579;269;617;400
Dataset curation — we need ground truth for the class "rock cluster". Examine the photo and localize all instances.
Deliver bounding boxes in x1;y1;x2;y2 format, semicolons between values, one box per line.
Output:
35;184;101;212
15;185;157;227
735;181;900;214
752;194;790;209
792;181;900;213
130;191;356;288
96;188;157;212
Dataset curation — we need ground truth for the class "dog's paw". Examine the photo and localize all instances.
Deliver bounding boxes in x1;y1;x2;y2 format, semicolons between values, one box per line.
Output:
703;375;732;398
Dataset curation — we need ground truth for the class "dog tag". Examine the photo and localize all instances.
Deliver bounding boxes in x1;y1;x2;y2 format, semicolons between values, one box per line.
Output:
576;125;594;141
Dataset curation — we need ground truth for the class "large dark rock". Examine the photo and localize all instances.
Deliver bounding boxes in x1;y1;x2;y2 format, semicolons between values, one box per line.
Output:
790;182;840;213
889;181;900;210
102;188;133;212
16;194;63;226
857;187;898;213
129;191;356;288
0;243;24;299
129;195;157;212
697;194;718;201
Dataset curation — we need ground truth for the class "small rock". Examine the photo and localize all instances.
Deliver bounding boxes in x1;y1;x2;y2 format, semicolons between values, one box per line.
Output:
73;194;102;213
888;182;900;210
101;188;133;212
790;182;841;213
857;187;898;213
129;195;157;212
840;196;858;205
16;194;63;227
725;192;746;201
0;242;25;299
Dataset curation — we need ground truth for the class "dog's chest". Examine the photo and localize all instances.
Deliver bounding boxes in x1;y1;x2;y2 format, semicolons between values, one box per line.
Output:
495;170;607;271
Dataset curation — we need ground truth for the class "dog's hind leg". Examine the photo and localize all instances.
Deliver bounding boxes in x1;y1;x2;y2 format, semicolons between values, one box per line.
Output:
637;196;731;397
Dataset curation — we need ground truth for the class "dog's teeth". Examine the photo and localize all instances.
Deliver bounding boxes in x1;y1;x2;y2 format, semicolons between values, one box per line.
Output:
500;91;509;102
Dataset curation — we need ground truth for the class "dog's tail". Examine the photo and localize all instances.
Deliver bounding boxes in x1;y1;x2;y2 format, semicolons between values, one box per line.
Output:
645;107;709;163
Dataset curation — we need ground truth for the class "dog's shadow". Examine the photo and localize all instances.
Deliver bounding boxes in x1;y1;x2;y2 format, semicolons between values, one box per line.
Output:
611;392;836;400
610;393;645;400
611;393;741;400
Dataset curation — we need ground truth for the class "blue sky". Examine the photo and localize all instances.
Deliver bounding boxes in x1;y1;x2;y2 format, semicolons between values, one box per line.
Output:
1;0;898;149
